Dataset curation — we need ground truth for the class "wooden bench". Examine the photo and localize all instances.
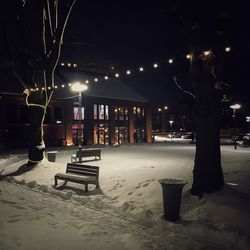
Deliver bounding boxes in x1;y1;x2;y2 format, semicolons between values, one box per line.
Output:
71;148;101;163
54;163;100;192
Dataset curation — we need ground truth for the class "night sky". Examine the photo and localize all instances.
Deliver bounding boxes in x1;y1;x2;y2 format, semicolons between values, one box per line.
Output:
61;0;250;112
1;0;250;113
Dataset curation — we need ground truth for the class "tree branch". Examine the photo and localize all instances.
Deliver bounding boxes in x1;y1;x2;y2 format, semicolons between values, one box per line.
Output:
173;76;196;99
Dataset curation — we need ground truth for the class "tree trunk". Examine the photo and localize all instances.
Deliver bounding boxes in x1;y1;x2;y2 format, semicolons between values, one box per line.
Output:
190;56;224;198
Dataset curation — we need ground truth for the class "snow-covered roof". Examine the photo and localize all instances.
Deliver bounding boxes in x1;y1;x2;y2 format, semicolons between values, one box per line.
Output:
0;68;149;103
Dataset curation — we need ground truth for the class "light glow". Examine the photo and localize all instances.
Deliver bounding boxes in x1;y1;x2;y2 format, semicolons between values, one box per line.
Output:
126;70;131;75
225;47;231;52
139;67;144;72
153;63;158;68
230;104;241;110
115;73;119;78
94;78;98;82
104;76;109;80
71;82;88;92
168;59;173;64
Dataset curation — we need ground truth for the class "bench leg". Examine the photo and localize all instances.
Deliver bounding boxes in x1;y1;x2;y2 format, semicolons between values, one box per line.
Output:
85;184;88;192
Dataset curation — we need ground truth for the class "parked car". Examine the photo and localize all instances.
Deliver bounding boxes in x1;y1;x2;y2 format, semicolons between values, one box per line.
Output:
243;133;250;146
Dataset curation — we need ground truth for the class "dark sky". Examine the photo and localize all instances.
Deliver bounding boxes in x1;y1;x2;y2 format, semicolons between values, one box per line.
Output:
61;0;250;112
1;0;250;113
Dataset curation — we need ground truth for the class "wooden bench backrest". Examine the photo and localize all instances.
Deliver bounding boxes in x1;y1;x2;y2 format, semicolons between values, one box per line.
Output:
75;149;100;158
66;163;99;178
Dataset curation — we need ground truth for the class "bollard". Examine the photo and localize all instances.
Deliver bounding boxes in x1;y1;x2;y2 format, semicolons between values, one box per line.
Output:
158;178;187;221
46;151;58;162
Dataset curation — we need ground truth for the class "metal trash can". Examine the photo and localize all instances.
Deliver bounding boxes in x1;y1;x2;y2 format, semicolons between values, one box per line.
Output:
159;178;187;221
46;151;58;162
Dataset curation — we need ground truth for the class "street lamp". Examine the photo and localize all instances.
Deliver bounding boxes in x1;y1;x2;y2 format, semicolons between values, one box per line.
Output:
71;82;88;146
169;120;174;141
230;103;241;150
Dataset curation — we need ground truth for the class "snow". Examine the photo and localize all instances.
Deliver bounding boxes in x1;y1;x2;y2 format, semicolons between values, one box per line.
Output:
0;143;250;250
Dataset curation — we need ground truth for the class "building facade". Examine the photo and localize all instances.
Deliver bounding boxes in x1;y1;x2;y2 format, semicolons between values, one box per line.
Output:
0;85;152;149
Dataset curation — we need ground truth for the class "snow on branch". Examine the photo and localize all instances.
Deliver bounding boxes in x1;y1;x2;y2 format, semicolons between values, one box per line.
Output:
173;76;196;99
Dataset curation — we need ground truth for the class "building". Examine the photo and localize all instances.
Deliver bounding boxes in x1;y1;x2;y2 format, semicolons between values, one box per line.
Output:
0;69;152;148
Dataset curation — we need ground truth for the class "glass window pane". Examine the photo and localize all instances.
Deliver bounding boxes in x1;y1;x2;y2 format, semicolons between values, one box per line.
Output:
105;105;109;120
73;107;84;120
99;105;104;120
94;104;98;119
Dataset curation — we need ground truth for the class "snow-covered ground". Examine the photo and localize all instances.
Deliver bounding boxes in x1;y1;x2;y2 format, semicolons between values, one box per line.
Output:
0;143;250;250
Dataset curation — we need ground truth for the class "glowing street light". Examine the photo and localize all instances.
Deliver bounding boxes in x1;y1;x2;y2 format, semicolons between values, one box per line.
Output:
169;120;174;141
230;103;241;150
71;82;88;146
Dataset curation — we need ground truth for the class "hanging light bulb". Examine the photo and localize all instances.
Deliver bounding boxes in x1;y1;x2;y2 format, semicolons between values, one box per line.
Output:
153;63;158;68
168;58;173;64
126;70;131;75
139;67;144;72
115;73;119;78
225;47;231;52
94;78;98;82
186;54;191;59
104;76;109;80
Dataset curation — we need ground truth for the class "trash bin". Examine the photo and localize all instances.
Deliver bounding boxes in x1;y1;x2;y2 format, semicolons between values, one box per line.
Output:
159;178;187;221
46;151;58;162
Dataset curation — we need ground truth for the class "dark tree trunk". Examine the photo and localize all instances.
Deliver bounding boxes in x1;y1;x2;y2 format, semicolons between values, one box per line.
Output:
190;56;224;198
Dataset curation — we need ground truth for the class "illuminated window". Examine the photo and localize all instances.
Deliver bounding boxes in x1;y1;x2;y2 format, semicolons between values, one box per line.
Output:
73;107;84;120
105;105;109;120
99;105;105;119
94;104;98;119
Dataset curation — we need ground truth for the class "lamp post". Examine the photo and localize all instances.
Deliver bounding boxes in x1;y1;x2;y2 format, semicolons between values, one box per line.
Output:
169;120;174;141
230;103;241;150
71;82;88;147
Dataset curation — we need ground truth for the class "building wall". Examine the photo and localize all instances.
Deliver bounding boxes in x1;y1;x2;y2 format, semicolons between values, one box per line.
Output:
0;93;152;148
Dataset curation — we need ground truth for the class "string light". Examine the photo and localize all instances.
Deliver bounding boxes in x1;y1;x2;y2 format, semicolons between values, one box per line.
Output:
73;63;77;67
203;50;211;56
139;67;144;72
61;63;65;66
104;76;109;80
67;63;71;67
54;85;58;89
61;84;65;88
168;59;173;64
68;83;72;86
186;54;191;59
94;78;98;82
126;70;131;75
153;63;158;68
85;80;89;84
225;47;231;52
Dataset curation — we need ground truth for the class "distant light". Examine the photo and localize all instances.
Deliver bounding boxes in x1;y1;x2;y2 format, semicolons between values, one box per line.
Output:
186;54;191;59
153;63;158;68
35;87;39;91
126;70;131;75
48;86;51;90
115;109;118;112
225;47;231;52
30;88;34;91
73;63;77;67
164;106;168;110
56;120;62;124
115;73;119;78
54;85;58;89
61;63;65;66
168;59;173;64
246;116;250;122
71;81;88;92
104;76;109;80
42;87;45;90
67;63;71;67
94;78;98;82
139;67;144;72
169;120;174;124
230;104;241;110
203;50;211;56
111;66;115;70
85;80;89;84
61;84;65;88
158;108;162;112
68;83;72;86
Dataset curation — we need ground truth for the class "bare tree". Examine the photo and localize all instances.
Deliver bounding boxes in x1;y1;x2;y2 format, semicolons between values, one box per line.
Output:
1;0;76;166
167;1;230;197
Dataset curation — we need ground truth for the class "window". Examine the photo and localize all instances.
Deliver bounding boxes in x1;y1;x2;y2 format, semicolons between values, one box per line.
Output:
6;104;17;123
20;105;29;124
54;107;63;124
44;107;52;124
73;107;84;120
115;106;128;121
99;105;104;119
94;104;109;120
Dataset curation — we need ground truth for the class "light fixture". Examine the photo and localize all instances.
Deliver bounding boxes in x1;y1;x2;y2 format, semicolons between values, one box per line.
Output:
139;67;144;72
71;81;88;92
126;70;131;75
153;63;158;68
67;63;71;67
168;59;173;64
203;50;211;56
230;104;241;110
61;63;65;66
94;78;98;82
115;73;119;78
104;76;109;80
186;54;191;59
225;47;231;52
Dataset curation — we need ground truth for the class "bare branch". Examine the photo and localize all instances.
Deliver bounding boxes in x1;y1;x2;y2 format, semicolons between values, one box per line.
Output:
173;76;196;99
